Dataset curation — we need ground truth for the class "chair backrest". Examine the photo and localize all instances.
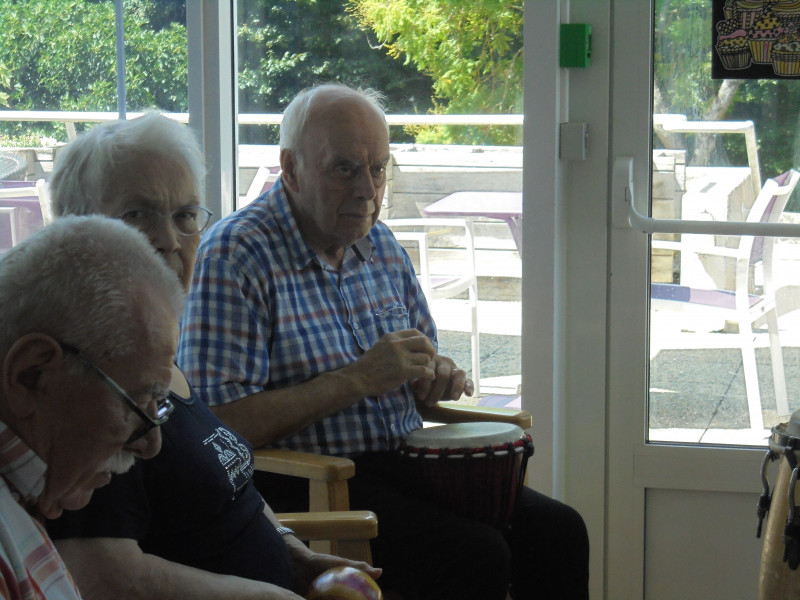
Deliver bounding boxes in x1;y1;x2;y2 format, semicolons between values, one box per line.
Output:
0;181;44;247
382;217;477;301
742;170;798;265
35;179;53;225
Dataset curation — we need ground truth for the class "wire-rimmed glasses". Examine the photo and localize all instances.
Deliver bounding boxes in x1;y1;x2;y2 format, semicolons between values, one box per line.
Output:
117;206;213;237
59;343;178;444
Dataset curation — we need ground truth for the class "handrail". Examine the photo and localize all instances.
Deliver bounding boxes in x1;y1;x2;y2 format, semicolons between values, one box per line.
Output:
653;113;761;198
0;110;523;140
613;156;800;238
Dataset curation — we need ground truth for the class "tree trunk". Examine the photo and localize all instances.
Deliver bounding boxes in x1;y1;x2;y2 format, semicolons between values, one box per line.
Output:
692;79;743;165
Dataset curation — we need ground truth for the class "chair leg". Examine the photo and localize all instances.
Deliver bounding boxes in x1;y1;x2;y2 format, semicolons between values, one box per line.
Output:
469;284;480;397
739;321;765;431
765;308;790;417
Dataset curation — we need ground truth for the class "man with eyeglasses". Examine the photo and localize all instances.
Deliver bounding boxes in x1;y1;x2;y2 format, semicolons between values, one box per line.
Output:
0;215;183;599
45;113;380;600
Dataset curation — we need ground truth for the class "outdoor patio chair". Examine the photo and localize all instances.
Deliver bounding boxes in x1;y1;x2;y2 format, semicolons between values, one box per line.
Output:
0;181;45;247
650;169;800;431
382;217;481;396
36;178;53;224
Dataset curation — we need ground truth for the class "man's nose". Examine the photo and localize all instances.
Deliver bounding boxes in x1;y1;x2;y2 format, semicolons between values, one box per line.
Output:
353;168;378;200
126;427;162;460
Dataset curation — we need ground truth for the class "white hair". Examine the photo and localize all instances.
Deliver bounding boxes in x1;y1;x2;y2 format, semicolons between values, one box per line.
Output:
279;82;388;154
0;216;185;363
49;112;205;217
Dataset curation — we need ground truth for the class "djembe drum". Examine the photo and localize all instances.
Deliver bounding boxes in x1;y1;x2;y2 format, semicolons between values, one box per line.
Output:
757;409;800;599
397;422;533;530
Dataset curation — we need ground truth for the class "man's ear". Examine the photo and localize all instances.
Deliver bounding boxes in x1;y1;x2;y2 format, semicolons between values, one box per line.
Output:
2;334;62;418
280;148;301;193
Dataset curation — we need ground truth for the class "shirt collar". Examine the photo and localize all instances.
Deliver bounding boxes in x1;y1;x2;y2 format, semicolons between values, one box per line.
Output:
269;178;376;270
0;421;46;506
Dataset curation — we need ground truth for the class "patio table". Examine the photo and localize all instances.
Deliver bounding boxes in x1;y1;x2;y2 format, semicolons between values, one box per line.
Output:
422;191;522;251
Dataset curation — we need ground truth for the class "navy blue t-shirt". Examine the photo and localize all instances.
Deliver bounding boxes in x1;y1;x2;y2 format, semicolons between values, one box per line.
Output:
47;395;295;590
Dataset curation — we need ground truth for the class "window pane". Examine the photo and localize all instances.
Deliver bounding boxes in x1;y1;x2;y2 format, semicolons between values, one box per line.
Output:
235;0;523;403
0;0;188;250
649;0;800;445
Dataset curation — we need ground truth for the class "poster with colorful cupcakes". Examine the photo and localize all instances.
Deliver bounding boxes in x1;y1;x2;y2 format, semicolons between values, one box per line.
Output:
713;0;800;78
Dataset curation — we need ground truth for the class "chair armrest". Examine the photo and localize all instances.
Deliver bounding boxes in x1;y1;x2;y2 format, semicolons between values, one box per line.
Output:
276;511;378;542
253;448;355;482
418;401;532;429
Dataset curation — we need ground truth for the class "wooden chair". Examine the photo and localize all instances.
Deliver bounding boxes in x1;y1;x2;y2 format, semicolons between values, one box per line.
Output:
277;510;378;564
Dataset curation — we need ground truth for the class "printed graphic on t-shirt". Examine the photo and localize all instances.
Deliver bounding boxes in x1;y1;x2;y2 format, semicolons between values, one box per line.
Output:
203;427;255;496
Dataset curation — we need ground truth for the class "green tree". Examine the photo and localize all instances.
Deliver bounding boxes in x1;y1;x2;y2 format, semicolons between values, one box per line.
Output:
347;0;523;145
237;0;434;144
0;0;186;142
653;0;800;190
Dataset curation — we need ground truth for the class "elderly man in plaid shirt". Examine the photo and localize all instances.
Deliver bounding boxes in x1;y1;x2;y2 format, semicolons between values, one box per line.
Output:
178;83;589;600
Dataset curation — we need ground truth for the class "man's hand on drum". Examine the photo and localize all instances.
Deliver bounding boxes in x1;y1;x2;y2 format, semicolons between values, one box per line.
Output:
412;354;474;407
346;329;437;396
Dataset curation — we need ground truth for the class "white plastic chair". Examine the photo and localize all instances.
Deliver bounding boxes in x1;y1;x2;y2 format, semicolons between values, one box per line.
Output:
651;169;800;430
35;178;53;224
383;218;481;396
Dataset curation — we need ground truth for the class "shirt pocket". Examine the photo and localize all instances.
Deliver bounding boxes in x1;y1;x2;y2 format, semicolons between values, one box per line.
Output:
372;303;411;337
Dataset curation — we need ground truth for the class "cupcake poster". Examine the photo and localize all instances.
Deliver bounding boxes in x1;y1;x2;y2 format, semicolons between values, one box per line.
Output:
713;0;800;78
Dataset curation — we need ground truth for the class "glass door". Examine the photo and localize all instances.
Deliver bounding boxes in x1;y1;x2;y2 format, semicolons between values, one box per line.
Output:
601;1;800;597
648;0;800;446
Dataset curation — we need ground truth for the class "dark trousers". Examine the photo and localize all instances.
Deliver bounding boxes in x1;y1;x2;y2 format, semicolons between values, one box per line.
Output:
254;452;589;600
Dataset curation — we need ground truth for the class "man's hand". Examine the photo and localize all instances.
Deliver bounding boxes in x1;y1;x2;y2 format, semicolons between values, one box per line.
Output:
286;540;382;597
412;354;474;407
343;329;437;397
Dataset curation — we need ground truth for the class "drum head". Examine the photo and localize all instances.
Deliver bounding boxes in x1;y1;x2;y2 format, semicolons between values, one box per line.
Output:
404;422;525;449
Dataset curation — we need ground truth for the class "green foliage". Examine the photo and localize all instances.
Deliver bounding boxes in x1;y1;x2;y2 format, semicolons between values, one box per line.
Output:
653;0;800;210
237;0;434;144
348;0;523;145
0;0;187;141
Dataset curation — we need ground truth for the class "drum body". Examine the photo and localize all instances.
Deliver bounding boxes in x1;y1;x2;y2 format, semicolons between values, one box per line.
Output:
397;422;533;530
759;411;800;599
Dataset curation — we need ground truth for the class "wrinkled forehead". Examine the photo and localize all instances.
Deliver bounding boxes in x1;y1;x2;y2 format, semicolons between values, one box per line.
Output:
302;95;389;161
109;152;199;206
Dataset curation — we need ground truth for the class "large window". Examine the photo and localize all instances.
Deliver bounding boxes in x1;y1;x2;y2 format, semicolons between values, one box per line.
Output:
0;0;188;250
235;0;524;402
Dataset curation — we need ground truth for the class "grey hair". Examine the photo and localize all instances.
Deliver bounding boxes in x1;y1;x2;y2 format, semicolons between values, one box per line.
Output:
50;112;205;217
0;215;185;364
279;83;388;154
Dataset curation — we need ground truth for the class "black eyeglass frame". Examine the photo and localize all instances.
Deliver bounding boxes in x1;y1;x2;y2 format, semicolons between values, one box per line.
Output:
59;342;175;444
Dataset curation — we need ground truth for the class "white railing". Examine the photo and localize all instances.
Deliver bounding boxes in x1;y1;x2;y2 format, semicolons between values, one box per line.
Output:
0;110;524;140
653;113;761;198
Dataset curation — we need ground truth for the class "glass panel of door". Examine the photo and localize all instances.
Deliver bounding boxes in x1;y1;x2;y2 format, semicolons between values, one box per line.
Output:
649;0;800;446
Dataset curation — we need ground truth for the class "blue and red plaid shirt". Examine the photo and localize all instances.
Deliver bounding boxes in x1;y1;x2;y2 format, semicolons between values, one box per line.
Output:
0;422;81;599
177;178;436;455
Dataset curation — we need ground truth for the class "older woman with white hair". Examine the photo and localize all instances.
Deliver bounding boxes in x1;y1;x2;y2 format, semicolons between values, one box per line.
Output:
46;113;379;600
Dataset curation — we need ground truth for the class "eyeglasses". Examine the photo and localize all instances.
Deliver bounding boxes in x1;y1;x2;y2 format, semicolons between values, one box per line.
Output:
59;343;179;444
117;206;213;237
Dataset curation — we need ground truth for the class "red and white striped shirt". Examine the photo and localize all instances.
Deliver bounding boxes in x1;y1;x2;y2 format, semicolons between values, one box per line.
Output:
0;422;81;599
